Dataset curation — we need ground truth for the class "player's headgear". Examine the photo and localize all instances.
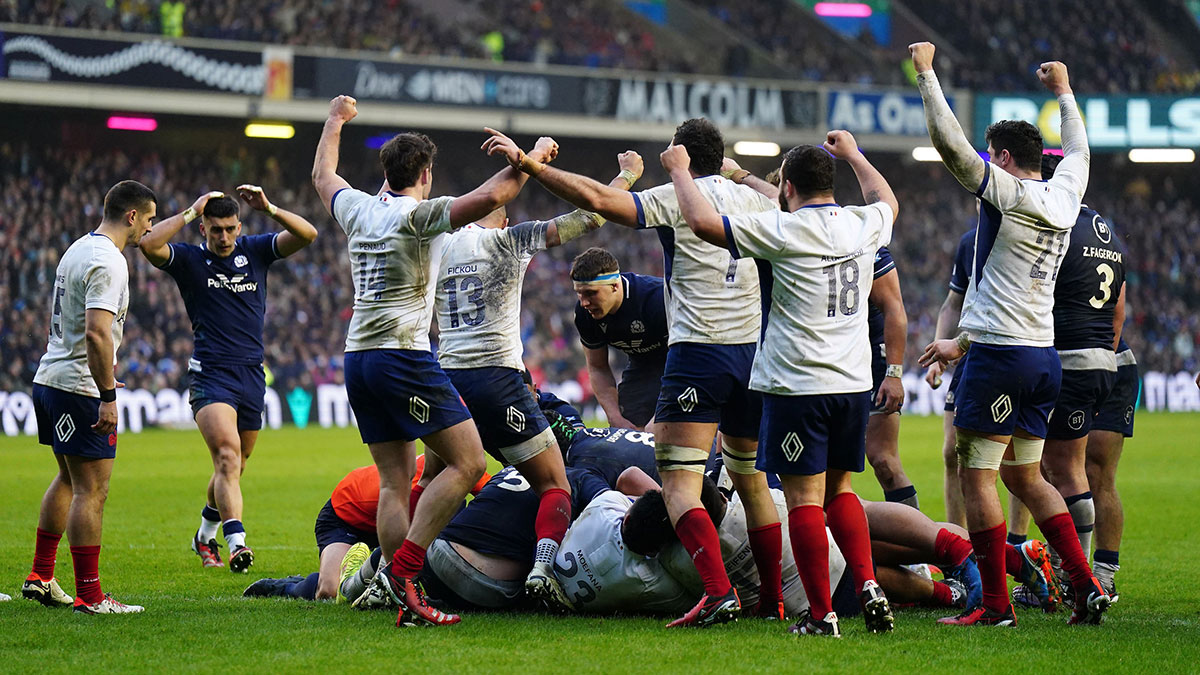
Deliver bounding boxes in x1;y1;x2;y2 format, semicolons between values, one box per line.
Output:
380;132;437;189
1040;152;1062;180
203;195;240;219
780;144;835;201
672;118;724;177
985;120;1043;172
102;180;157;223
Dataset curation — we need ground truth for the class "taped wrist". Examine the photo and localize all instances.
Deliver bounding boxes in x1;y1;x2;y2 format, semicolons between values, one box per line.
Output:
554;209;605;244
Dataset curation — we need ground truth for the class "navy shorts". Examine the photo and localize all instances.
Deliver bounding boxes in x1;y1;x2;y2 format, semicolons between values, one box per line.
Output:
446;366;551;465
1046;368;1116;441
618;361;665;428
944;356;966;413
954;344;1061;438
314;500;379;554
189;363;266;431
1093;362;1139;438
654;342;761;440
344;349;472;444
32;383;117;459
869;342;901;416
757;391;871;476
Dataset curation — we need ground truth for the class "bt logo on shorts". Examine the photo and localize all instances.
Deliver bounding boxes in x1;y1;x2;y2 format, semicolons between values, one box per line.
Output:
782;432;804;462
991;395;1013;424
677;387;698;413
1068;410;1086;431
409;396;430;424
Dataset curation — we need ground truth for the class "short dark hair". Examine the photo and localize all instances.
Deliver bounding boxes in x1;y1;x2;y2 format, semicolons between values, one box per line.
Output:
672;118;724;177
570;247;619;282
1040;153;1062;180
542;409;581;452
102;180;156;223
985;120;1043;173
622;490;675;555
203;195;240;220
780;145;835;200
380;132;437;189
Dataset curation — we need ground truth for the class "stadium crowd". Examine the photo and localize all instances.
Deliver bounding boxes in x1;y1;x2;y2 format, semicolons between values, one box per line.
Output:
1;133;1197;401
6;0;1199;90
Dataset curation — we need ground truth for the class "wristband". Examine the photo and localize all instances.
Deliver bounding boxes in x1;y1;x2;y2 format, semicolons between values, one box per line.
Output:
885;364;903;379
955;331;972;354
99;387;117;403
728;169;751;184
267;203;278;217
618;169;639;188
516;150;545;176
182;207;198;224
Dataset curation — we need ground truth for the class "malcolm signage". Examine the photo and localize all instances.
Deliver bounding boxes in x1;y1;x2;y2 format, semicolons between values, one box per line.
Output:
976;94;1200;149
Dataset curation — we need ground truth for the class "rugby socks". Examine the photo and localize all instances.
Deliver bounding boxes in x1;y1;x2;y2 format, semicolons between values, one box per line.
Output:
534;488;572;565
222;519;246;550
70;545;103;605
929;580;956;607
747;523;783;606
1065;492;1095;558
1037;512;1095;595
199;505;221;542
285;573;320;600
969;522;1010;614
884;485;920;510
1006;532;1027;547
342;548;382;601
676;508;732;597
1093;549;1120;586
1094;549;1119;567
788;505;832;618
825;492;877;589
391;539;427;579
408;484;425;518
31;528;61;581
1004;543;1023;577
934;528;973;568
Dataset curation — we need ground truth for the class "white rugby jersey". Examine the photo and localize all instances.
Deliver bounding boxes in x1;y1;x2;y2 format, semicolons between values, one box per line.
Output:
435;220;548;370
633;177;775;345
715;490;845;616
553;490;695;615
34;233;129;397
332;189;454;352
961;161;1086;346
724;202;894;395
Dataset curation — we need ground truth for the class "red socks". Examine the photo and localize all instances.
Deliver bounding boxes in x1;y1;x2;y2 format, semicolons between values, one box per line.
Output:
534;488;572;545
70;545;103;605
31;528;61;581
934;528;974;568
408;484;425;519
1037;512;1093;592
676;508;731;597
748;522;783;605
825;492;876;589
929;580;956;607
390;540;427;579
788;505;832;618
1005;543;1023;577
969;523;1009;613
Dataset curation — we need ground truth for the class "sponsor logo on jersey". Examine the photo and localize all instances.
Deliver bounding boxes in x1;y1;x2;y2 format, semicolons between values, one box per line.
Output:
782;432;804;462
991;395;1013;424
1091;214;1112;244
677;387;698;413
1068;410;1086;431
55;413;75;443
409;396;430;424
234;254;248;268
207;273;259;292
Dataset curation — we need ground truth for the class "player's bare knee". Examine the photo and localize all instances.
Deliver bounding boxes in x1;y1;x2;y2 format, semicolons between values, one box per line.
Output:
215;446;241;477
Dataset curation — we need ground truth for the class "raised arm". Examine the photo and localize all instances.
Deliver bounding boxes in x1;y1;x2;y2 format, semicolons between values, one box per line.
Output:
825;130;898;220
545;151;643;248
868;269;908;414
1038;61;1090;198
722;157;779;202
485;128;640;227
312;95;356;215
236;185;317;257
138;191;223;266
910;42;987;194
451;131;557;230
662;145;727;248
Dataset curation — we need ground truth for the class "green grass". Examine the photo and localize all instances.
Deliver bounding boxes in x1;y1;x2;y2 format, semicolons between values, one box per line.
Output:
2;414;1199;672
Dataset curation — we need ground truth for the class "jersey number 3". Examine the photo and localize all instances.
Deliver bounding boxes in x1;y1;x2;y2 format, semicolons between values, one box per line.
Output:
1089;263;1116;309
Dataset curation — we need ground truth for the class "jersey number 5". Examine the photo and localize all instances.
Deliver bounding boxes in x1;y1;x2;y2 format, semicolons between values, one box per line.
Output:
1089;262;1116;309
49;284;66;339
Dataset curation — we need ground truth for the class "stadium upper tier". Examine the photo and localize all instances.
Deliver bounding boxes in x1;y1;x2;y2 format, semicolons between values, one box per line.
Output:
6;0;1199;91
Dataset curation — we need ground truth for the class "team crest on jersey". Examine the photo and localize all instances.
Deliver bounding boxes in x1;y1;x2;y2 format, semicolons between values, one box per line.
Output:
677;387;698;413
506;406;526;432
1068;410;1086;431
782;432;804;462
990;395;1013;424
409;396;430;424
630;320;645;334
55;413;75;443
1091;214;1112;244
234;254;248;268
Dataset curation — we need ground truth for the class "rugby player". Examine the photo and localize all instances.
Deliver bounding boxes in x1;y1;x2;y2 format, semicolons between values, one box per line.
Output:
570;247;668;430
912;42;1110;626
311;94;545;627
23;180;156;614
670;129;899;636
434;136;642;607
493;118;784;627
140;186;317;573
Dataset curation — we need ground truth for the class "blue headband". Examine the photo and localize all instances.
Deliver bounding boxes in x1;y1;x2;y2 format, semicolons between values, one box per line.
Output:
573;271;620;285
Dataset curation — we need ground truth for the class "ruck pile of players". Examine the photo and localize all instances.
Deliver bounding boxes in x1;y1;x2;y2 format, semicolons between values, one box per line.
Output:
19;43;1138;634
